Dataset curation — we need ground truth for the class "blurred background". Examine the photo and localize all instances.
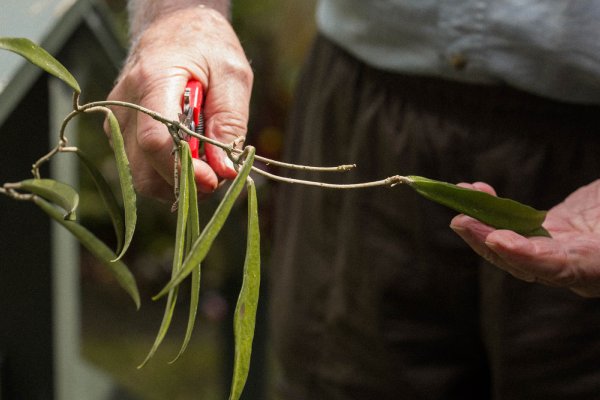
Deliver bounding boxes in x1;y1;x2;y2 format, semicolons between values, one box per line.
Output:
0;0;316;399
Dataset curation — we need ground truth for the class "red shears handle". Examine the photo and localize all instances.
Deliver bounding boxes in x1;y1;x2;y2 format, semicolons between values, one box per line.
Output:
182;80;238;179
181;80;203;158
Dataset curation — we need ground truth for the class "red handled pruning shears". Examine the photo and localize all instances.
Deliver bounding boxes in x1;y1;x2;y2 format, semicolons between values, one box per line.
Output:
181;80;204;159
181;80;238;179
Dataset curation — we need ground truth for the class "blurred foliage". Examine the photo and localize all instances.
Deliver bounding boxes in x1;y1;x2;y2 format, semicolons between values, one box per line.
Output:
78;0;316;399
232;0;316;159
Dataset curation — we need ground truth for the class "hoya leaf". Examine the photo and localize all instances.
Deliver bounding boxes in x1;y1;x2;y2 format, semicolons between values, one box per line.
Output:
0;37;81;93
17;178;79;220
104;109;137;260
33;196;140;308
154;147;256;300
170;143;202;363
407;176;550;237
172;141;191;277
229;178;261;400
138;142;191;369
76;149;125;254
137;285;180;368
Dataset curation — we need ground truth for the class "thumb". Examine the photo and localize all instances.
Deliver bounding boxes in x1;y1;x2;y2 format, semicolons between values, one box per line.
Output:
135;74;187;184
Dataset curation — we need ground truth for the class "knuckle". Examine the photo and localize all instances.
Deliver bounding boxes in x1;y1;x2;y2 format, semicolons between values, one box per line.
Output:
210;112;248;139
221;54;254;88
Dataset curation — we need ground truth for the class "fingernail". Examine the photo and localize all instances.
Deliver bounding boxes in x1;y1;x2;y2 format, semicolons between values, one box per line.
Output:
449;222;465;234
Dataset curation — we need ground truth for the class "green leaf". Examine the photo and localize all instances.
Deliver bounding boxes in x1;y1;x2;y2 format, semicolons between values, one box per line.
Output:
154;147;256;300
33;196;140;309
138;142;191;369
407;176;550;237
76;149;125;254
104;109;137;260
0;37;81;93
229;178;261;400
170;143;202;363
17;179;79;220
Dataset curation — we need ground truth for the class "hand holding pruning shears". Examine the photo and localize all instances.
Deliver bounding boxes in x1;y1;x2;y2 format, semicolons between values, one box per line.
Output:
180;80;238;179
106;5;253;200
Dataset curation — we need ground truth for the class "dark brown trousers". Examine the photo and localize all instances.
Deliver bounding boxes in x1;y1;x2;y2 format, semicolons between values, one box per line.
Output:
270;35;600;400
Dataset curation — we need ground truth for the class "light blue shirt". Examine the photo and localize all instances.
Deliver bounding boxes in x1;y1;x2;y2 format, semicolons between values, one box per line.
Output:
317;0;600;104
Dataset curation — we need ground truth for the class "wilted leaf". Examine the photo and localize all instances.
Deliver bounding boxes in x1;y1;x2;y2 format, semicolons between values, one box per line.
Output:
154;147;256;300
0;37;81;93
138;142;191;369
17;178;79;220
229;178;261;400
407;176;550;237
33;196;140;308
76;149;125;253
103;109;137;260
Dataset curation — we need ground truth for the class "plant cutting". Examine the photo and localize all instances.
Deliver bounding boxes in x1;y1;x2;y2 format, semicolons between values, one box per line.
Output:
0;37;550;400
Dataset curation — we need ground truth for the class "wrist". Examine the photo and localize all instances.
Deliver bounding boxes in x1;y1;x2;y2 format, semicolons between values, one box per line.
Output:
127;0;231;43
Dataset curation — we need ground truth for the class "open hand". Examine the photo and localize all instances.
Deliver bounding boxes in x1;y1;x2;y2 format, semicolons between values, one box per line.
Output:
450;180;600;297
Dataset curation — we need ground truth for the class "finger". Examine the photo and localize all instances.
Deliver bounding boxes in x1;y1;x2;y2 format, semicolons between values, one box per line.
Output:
456;181;497;196
485;232;574;286
134;73;186;184
203;57;253;180
471;181;497;196
205;141;237;179
192;158;220;193
450;215;537;281
450;214;504;264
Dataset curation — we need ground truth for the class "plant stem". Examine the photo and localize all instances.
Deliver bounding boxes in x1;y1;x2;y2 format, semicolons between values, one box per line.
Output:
231;148;356;173
19;96;413;193
0;186;34;201
76;100;357;175
31;145;61;179
79;100;172;125
31;108;80;178
77;100;234;152
250;167;410;189
72;91;80;111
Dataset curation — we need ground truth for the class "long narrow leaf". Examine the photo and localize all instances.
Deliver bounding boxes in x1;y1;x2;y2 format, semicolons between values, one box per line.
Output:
229;178;261;400
76;149;125;254
17;179;79;220
138;142;191;369
33;196;140;308
0;37;81;93
170;144;202;363
407;176;550;237
154;147;256;300
103;109;137;260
